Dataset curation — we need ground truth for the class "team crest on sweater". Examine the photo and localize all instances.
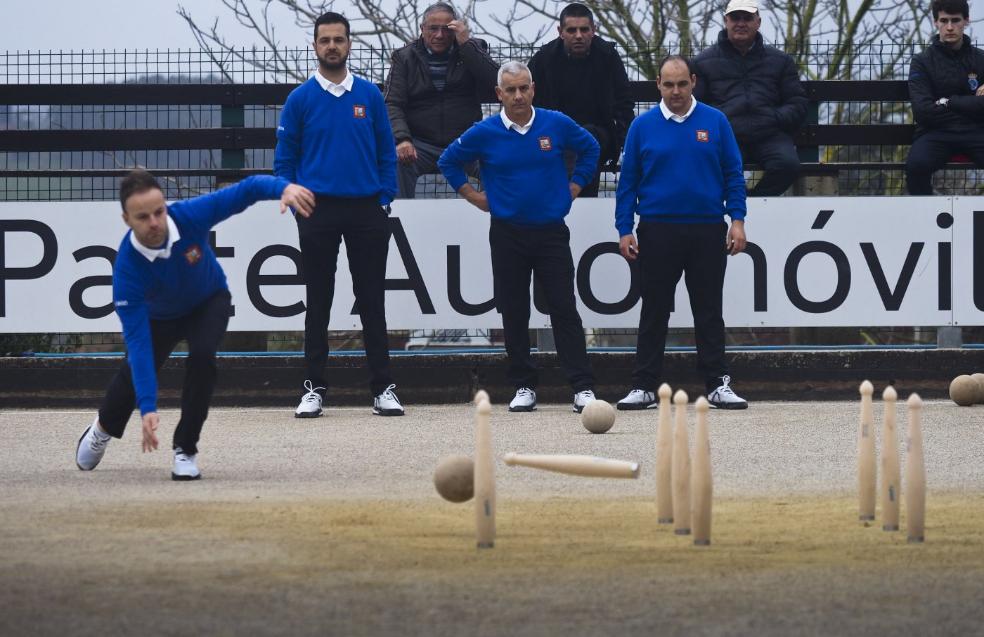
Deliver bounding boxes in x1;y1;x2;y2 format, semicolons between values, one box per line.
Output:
538;136;553;151
353;104;367;119
696;130;709;142
184;244;202;265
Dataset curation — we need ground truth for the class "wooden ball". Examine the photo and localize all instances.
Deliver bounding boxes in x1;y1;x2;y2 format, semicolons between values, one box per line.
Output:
971;373;984;404
581;399;616;434
433;455;474;503
949;375;977;407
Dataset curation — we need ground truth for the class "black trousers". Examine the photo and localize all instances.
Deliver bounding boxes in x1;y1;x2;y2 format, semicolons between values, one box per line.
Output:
906;129;984;195
489;219;594;391
296;195;393;396
741;132;800;197
633;221;729;393
98;289;232;455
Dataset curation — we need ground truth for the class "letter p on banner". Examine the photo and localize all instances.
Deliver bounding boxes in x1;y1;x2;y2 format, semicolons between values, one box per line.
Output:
0;220;58;317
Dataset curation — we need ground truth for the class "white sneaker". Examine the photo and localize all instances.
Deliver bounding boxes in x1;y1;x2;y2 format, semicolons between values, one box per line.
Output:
172;447;201;481
707;375;748;410
373;384;405;416
573;389;596;413
75;418;111;471
508;387;537;412
617;389;658;410
295;380;325;418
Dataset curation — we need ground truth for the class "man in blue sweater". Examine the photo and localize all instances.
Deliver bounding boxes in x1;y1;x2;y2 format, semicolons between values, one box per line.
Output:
615;55;749;410
75;169;315;480
439;60;601;413
275;12;404;418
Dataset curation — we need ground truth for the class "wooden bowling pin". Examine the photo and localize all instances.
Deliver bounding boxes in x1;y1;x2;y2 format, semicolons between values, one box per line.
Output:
691;397;712;546
671;390;691;536
904;394;926;543
857;380;876;522
656;383;674;524
881;386;901;531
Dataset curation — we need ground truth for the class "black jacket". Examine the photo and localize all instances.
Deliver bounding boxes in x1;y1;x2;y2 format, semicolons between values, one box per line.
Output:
693;31;807;144
528;37;635;163
384;38;499;148
909;34;984;137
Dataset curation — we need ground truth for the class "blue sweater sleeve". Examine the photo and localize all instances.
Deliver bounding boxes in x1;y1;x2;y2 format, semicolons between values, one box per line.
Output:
565;117;601;188
718;116;747;221
438;126;482;191
614;117;643;236
113;262;158;415
170;175;291;234
274;90;301;183
371;88;398;205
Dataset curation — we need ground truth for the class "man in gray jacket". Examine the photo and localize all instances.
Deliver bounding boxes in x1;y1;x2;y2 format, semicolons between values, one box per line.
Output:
384;2;498;198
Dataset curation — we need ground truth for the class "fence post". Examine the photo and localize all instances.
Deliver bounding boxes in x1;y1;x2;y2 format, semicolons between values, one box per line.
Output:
219;104;245;187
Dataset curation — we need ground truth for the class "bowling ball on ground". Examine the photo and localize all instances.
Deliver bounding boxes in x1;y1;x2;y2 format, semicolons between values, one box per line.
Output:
949;375;977;407
433;455;474;503
971;373;984;404
582;399;616;434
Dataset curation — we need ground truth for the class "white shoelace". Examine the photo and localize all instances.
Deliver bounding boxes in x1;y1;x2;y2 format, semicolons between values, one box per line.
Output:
715;375;737;396
88;429;110;453
515;388;535;399
377;384;401;404
575;390;595;402
301;380;326;404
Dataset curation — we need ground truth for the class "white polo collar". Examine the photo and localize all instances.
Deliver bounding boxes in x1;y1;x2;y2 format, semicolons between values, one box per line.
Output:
130;214;180;262
499;106;536;135
313;70;354;97
660;97;697;123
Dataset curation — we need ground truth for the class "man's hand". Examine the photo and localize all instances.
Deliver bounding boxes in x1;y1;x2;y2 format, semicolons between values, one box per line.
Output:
727;220;746;256
569;182;582;200
141;412;159;453
977;86;984;97
396;140;418;164
280;183;315;217
457;183;490;212
446;19;471;46
619;234;639;261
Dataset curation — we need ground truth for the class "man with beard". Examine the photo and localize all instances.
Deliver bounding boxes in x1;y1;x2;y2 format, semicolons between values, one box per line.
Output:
275;12;403;418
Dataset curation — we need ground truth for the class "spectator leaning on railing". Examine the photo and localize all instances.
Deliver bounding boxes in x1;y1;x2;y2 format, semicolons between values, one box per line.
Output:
906;0;984;195
693;0;807;197
384;2;498;199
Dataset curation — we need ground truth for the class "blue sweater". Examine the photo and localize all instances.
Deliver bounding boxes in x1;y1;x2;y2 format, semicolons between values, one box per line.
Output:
614;101;746;237
274;75;398;204
438;108;600;225
113;175;289;416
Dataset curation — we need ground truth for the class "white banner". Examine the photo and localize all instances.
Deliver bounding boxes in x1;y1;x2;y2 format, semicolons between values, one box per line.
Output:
0;196;979;332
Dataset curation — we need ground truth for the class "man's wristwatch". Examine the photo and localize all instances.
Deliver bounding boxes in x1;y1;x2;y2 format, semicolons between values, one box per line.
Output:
935;97;950;107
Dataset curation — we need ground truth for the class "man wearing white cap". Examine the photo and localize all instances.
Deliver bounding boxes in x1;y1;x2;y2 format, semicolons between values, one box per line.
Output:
693;0;807;196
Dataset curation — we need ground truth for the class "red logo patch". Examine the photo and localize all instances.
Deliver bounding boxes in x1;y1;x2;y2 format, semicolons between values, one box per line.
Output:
353;104;367;119
184;245;202;265
696;130;709;142
538;136;553;151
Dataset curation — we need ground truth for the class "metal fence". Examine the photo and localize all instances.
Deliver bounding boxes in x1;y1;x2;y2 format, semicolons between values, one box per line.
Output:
1;44;981;352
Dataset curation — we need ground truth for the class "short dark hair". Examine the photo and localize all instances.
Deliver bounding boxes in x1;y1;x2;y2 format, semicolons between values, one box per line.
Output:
422;2;458;23
559;3;594;26
314;12;350;40
932;0;969;19
658;54;696;77
119;168;161;212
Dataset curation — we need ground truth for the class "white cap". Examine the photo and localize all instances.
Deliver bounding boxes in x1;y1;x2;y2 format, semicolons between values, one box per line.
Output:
724;0;759;14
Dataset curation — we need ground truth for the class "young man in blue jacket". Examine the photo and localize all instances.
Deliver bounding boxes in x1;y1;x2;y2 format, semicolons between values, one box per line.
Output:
439;60;600;413
615;55;749;410
275;12;403;418
75;169;314;480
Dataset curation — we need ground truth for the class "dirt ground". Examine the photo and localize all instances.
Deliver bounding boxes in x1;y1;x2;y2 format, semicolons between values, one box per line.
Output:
2;402;983;636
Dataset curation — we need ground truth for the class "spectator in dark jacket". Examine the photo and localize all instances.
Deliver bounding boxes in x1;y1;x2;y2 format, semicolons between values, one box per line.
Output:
384;2;498;198
693;0;807;196
528;2;635;197
906;0;984;195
